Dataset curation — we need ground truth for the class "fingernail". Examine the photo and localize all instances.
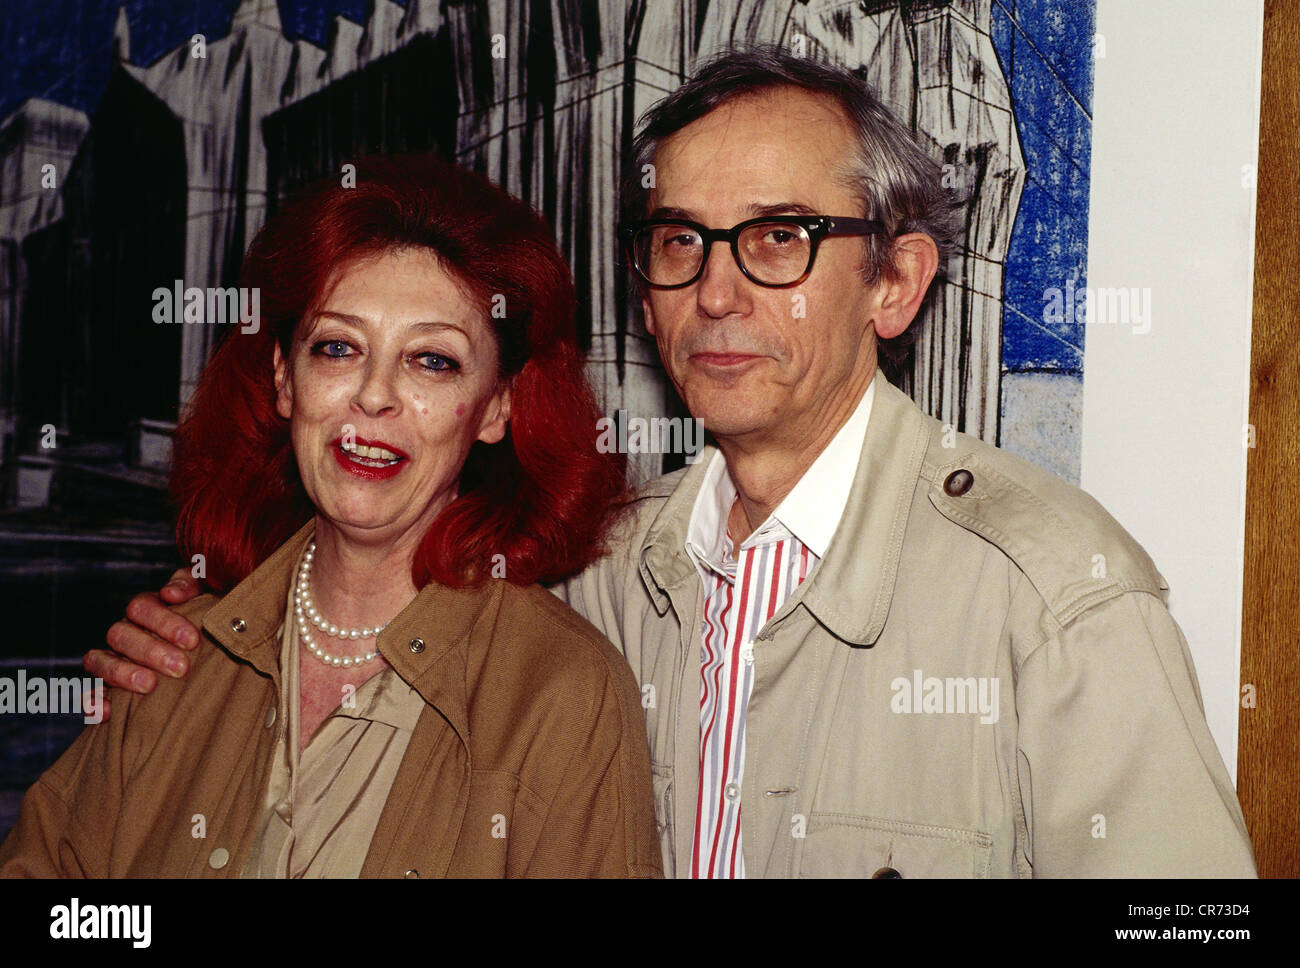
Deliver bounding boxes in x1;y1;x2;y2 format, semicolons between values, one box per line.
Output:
179;629;198;648
165;656;186;677
131;671;151;689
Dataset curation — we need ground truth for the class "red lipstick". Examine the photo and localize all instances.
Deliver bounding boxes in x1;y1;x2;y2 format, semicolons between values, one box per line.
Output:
329;435;409;482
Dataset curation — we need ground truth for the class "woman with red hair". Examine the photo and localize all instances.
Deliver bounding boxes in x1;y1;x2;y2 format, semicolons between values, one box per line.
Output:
0;155;662;878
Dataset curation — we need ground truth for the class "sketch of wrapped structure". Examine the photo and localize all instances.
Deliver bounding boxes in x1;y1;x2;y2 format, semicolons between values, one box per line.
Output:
0;0;1025;491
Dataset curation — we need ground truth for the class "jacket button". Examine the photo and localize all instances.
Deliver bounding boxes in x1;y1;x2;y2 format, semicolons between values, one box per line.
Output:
943;469;974;497
209;847;230;870
408;638;425;654
872;866;902;879
230;617;247;633
405;869;420;879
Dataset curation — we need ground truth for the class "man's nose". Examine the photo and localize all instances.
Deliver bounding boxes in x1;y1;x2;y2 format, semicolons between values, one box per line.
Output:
695;239;752;318
352;358;401;417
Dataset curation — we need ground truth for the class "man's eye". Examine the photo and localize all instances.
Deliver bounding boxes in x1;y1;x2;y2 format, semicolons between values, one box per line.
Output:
311;340;352;358
762;228;799;245
664;233;701;248
414;353;459;372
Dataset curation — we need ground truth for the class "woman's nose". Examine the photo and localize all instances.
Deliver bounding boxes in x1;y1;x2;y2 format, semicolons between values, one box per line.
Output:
352;359;401;417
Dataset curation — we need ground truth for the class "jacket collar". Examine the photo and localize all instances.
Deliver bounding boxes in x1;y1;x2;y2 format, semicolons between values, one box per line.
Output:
203;519;495;742
637;371;931;645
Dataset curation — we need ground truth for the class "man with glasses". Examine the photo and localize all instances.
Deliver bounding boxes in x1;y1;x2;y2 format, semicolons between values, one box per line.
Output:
87;48;1256;878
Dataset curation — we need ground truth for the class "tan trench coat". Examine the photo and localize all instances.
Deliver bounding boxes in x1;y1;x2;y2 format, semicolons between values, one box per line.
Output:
0;522;663;878
557;373;1257;878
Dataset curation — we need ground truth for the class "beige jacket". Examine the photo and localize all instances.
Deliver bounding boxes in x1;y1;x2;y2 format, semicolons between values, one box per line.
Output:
557;374;1257;878
0;522;663;878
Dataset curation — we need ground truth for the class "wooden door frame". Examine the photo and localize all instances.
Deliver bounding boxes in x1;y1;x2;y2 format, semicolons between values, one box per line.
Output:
1237;0;1299;878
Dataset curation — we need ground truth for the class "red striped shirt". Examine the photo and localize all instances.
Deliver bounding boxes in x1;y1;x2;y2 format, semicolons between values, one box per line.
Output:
690;526;815;878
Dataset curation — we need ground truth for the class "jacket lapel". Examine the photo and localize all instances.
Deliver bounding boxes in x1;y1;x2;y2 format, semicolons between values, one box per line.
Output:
796;374;933;646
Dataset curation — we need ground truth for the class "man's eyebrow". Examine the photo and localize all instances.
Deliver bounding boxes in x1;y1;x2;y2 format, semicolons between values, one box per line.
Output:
747;202;819;217
644;202;820;221
646;206;696;220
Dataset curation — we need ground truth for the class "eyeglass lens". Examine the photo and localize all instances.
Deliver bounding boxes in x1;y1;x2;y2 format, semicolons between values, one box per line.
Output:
633;222;812;286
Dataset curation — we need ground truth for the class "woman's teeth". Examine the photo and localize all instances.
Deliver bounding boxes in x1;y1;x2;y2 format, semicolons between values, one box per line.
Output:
339;441;403;466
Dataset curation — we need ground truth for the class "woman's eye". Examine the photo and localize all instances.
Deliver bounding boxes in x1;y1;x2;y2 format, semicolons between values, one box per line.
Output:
414;353;459;372
311;340;352;358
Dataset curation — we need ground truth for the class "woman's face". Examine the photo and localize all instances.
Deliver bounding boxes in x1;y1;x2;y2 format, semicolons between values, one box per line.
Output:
273;247;511;550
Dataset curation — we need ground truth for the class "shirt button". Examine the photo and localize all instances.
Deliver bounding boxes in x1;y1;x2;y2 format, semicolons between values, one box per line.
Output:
943;469;974;497
724;782;740;802
230;618;246;633
208;847;230;870
740;643;754;664
264;706;276;728
408;638;425;654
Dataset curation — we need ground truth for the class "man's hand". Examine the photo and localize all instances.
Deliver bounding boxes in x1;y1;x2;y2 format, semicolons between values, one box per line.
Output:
82;567;204;720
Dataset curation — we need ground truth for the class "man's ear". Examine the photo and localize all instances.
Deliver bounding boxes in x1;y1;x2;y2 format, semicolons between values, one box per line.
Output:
476;379;513;445
642;295;657;336
273;342;292;419
873;233;940;340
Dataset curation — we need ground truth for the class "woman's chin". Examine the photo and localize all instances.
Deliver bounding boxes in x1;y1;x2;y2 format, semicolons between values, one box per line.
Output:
313;507;414;542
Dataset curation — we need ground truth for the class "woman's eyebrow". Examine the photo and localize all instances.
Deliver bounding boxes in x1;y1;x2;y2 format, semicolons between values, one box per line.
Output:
311;313;469;340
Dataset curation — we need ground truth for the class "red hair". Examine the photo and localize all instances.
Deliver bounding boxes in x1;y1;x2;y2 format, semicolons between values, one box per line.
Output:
171;154;627;592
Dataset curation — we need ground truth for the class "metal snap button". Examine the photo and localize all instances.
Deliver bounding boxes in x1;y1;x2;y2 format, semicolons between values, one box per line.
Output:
872;866;902;879
230;617;247;633
405;869;420;879
408;638;425;654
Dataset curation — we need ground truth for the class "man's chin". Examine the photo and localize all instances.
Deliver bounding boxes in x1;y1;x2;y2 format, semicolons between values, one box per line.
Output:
692;407;773;442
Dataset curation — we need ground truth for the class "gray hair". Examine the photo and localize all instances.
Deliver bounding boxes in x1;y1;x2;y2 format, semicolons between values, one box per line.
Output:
622;45;963;375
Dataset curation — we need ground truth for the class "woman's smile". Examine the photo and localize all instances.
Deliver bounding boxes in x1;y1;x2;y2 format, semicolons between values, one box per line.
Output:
330;434;409;481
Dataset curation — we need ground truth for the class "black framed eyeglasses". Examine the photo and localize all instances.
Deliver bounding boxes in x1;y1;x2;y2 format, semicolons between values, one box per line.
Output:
618;215;886;289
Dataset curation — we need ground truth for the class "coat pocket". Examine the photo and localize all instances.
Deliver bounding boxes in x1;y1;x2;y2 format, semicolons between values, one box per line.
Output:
797;813;993;878
650;762;675;876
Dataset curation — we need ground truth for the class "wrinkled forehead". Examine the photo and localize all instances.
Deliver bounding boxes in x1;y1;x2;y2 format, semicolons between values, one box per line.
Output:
647;87;861;220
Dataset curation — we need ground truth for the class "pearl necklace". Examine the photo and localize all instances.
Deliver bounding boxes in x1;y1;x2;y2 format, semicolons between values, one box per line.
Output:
294;541;389;668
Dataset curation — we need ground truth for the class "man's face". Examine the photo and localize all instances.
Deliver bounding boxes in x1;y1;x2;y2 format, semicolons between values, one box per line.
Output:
642;86;884;447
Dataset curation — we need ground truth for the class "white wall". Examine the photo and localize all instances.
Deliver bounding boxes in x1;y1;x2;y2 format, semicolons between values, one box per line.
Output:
1083;0;1264;781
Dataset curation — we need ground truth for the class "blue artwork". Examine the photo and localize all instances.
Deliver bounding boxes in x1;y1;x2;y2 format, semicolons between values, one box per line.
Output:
991;0;1096;481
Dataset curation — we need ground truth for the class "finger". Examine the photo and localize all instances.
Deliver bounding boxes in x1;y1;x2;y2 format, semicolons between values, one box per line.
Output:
107;615;190;678
84;647;157;693
125;592;200;650
159;575;202;605
82;687;111;723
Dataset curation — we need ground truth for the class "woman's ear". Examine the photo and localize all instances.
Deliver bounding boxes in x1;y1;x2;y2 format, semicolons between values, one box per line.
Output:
476;378;513;445
273;342;292;419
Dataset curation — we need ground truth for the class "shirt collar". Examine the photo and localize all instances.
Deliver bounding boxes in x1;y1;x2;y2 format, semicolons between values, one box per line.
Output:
772;374;876;557
683;374;876;579
203;517;495;744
